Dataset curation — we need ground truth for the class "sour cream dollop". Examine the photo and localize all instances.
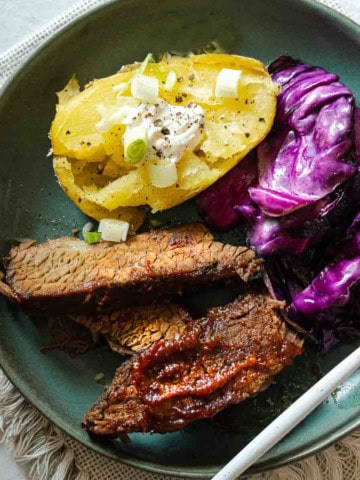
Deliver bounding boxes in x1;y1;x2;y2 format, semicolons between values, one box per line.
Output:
122;100;205;165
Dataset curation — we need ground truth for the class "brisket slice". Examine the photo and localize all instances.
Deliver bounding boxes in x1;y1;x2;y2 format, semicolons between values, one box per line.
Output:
82;293;303;435
0;224;259;314
71;304;191;355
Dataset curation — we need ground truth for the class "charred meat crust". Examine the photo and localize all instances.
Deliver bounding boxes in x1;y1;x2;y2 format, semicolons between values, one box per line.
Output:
1;224;259;314
82;293;303;435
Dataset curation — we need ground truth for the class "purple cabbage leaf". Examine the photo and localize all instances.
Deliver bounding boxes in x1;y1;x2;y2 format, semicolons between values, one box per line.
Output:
249;55;358;217
292;213;360;317
197;155;257;230
265;253;360;353
235;174;360;256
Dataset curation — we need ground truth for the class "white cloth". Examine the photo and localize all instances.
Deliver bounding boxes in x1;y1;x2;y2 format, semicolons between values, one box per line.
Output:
0;1;360;479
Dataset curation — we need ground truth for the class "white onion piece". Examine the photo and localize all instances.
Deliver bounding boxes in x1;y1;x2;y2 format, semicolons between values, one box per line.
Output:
110;105;135;126
146;159;178;188
131;74;159;103
98;219;129;242
95;104;135;132
215;68;242;98
164;71;177;91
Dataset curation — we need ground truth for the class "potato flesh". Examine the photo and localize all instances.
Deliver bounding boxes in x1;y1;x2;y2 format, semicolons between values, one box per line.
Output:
53;157;145;233
50;54;278;219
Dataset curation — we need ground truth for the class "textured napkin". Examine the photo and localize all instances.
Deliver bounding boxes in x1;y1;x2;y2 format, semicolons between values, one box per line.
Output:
1;1;360;479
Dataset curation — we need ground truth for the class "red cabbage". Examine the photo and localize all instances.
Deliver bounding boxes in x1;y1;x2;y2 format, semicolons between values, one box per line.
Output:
249;56;358;217
265;253;360;353
197;56;360;351
292;257;360;316
292;213;360;317
197;155;257;230
235;177;358;255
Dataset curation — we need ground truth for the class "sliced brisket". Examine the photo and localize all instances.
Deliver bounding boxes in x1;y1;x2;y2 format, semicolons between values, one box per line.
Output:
71;303;191;355
82;293;303;435
0;224;259;314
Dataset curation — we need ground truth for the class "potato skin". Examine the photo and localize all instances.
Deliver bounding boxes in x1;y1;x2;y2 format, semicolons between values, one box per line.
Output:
50;54;278;225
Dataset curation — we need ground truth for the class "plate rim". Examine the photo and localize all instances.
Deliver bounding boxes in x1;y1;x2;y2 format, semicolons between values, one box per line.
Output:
0;0;360;477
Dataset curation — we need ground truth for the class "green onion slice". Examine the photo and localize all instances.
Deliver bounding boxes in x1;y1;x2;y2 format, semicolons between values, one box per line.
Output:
151;63;165;82
124;125;148;164
83;231;102;244
126;139;147;163
138;53;153;75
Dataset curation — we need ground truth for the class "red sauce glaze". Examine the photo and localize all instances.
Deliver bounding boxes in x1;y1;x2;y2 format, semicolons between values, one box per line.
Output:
132;324;258;405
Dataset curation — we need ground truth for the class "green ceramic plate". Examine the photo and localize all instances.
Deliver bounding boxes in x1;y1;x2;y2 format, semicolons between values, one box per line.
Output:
1;0;360;477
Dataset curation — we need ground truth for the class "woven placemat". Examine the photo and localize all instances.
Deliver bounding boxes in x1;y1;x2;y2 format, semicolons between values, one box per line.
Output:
1;1;360;479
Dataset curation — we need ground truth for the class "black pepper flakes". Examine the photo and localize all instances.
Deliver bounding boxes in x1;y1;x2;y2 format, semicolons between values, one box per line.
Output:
161;127;170;135
245;99;249;105
245;132;250;138
182;92;188;97
65;130;71;135
175;96;183;103
258;117;265;122
86;141;92;146
188;73;195;81
177;76;183;82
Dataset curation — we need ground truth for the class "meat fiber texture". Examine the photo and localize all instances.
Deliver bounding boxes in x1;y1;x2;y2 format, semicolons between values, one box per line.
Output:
71;303;191;355
82;292;303;435
0;224;259;314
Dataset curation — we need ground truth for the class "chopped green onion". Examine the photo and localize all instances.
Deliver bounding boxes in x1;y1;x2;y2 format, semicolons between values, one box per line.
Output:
83;231;102;244
131;73;159;103
215;68;242;98
82;221;94;235
112;82;128;94
124;124;148;163
138;53;153;75
94;373;105;383
126;139;147;163
146;159;178;188
151;63;165;82
203;40;224;54
112;54;153;98
98;219;129;242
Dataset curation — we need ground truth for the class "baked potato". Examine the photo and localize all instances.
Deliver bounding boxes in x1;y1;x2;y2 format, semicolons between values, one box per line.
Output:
50;53;278;228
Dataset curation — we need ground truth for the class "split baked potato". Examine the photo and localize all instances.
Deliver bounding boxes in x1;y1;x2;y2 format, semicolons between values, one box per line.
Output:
50;53;278;230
